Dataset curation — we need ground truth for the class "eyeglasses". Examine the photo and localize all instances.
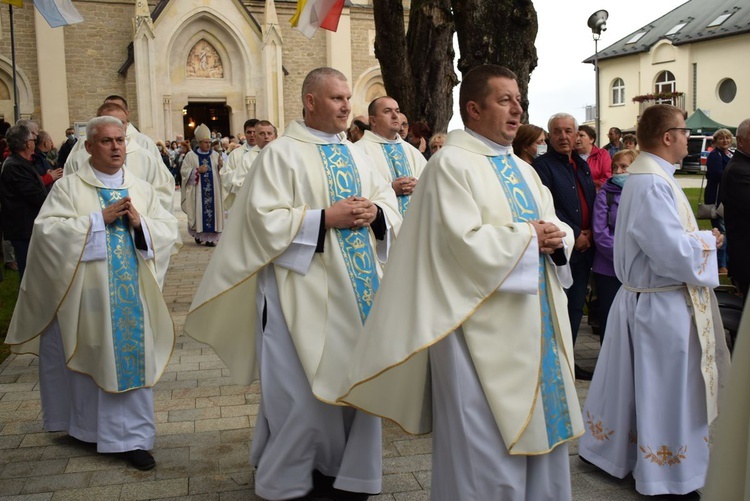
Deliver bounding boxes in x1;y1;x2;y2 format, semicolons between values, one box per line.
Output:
664;127;691;136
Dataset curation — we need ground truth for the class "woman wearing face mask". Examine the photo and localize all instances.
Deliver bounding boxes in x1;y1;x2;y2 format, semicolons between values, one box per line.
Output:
512;124;547;165
591;148;637;343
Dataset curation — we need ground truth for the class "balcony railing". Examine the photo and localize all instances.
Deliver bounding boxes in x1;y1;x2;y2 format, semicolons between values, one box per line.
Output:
635;93;686;115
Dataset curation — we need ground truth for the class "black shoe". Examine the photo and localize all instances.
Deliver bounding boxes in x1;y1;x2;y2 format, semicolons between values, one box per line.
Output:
194;237;201;245
657;492;701;500
575;364;593;381
120;449;155;470
205;241;216;247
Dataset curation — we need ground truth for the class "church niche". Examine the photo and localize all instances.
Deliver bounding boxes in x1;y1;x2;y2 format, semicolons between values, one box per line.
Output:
186;40;224;79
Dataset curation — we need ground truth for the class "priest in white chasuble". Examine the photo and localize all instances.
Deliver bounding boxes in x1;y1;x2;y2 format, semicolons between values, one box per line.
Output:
63;102;179;288
222;118;259;211
181;123;224;246
354;96;426;216
6;116;180;471
339;65;583;501
184;67;400;501
578;104;731;499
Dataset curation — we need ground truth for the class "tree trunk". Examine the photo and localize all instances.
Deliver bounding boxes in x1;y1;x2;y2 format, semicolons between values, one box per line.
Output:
451;0;538;122
373;1;538;129
373;0;456;133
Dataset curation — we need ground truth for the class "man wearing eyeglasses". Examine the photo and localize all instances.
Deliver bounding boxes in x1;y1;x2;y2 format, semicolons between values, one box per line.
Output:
0;123;48;281
579;104;730;499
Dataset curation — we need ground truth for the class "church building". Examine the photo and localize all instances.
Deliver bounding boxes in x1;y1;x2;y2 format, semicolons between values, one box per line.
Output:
0;0;389;143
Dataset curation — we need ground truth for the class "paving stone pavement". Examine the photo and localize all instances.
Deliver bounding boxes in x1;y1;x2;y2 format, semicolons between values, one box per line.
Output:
0;192;659;500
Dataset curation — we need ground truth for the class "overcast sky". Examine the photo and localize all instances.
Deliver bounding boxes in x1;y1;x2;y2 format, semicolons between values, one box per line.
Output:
447;0;687;131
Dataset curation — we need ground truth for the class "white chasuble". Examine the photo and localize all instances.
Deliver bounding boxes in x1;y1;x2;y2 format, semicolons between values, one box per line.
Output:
184;120;400;403
6;162;179;393
222;144;260;211
354;130;427;215
181;148;224;240
339;129;583;455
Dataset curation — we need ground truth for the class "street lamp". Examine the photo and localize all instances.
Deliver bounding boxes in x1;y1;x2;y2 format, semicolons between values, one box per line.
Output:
587;9;608;145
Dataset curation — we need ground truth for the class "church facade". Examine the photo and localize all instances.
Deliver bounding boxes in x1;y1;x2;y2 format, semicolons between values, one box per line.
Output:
0;0;388;143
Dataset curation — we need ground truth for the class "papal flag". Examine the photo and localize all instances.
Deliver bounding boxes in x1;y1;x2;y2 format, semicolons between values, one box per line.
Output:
290;0;345;39
1;0;83;27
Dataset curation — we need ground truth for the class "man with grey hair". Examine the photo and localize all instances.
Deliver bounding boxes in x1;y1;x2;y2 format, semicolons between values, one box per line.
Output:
533;112;596;380
184;67;400;500
6;115;180;471
720;118;750;297
0;123;48;281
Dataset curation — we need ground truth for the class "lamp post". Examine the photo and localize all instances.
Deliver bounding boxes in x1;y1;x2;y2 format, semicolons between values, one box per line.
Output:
587;10;608;146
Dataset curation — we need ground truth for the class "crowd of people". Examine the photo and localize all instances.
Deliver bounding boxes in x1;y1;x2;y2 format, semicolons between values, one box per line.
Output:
1;65;749;501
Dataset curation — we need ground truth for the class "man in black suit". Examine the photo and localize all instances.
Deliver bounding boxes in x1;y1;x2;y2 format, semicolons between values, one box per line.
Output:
720;118;750;298
533;113;596;380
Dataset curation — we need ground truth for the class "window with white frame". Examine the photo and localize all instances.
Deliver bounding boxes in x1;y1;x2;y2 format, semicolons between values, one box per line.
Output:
611;78;625;105
655;71;676;104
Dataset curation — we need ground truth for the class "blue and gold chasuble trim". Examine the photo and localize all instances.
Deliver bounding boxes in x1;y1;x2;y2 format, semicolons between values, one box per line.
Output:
317;144;380;324
381;143;412;215
196;150;217;233
488;155;574;447
97;188;146;391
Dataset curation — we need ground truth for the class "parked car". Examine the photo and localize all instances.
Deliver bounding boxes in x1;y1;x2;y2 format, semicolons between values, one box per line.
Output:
680;135;714;172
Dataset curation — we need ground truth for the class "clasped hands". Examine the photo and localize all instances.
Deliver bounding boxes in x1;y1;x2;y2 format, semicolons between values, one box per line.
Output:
530;220;566;255
325;196;377;230
102;196;141;229
392;176;417;196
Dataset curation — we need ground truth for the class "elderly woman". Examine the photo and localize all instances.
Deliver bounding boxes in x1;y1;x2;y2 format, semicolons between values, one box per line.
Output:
575;124;612;190
512;124;546;165
705;128;733;273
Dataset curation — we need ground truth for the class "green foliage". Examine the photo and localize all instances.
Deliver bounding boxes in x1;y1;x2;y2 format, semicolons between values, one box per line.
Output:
0;270;19;365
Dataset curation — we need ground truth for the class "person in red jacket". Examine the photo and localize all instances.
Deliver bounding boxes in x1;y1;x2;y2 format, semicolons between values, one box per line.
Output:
575;125;612;190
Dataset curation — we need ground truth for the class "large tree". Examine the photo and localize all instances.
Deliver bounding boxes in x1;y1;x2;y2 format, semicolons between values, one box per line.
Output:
373;0;538;132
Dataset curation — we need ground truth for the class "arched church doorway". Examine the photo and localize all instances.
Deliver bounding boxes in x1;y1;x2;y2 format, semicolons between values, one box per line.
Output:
183;102;231;140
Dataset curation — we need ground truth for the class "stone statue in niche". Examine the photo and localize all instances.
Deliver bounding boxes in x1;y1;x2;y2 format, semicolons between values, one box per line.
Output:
187;40;224;79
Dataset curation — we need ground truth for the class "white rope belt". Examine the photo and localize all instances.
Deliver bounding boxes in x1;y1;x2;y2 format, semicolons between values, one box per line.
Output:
622;284;685;293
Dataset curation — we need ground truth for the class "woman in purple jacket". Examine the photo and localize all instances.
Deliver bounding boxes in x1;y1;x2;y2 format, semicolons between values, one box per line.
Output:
592;149;637;342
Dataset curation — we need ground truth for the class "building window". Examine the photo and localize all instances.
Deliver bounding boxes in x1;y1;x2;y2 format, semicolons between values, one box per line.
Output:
666;22;687;36
655;70;676;103
626;32;647;44
718;78;737;103
708;13;733;28
611;78;625;105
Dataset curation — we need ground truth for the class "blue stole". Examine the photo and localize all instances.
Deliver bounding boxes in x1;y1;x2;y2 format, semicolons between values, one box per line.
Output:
97;188;146;391
381;142;412;215
317;144;380;324
195;149;216;233
488;155;574;447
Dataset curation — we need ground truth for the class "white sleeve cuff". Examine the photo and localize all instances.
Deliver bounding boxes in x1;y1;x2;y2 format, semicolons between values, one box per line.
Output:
497;227;538;295
376;214;393;263
272;210;321;275
81;212;107;262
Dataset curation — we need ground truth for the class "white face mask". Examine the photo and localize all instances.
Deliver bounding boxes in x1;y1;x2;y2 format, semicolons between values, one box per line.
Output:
535;143;547;157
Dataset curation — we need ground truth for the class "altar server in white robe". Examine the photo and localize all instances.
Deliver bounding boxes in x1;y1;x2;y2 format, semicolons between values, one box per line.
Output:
221;118;259;210
355;96;426;216
64;103;178;288
181;124;224;246
340;65;583;501
5;116;180;470
578;104;731;498
184;67;400;501
68;95;161;161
